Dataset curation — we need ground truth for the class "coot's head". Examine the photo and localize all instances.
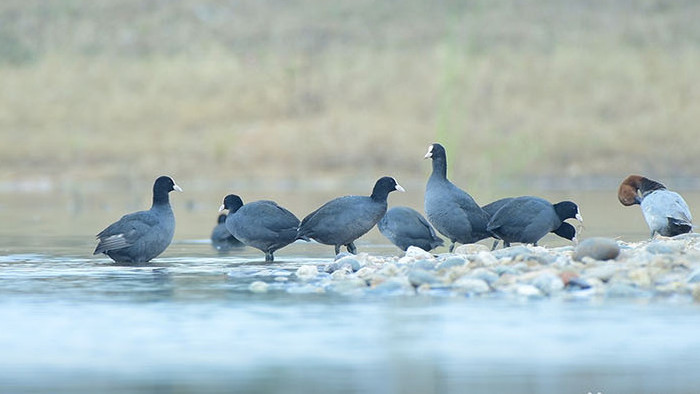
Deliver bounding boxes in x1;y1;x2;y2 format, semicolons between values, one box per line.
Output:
553;222;577;243
371;176;405;200
553;201;583;222
217;213;227;224
154;176;183;194
424;143;446;160
219;194;244;213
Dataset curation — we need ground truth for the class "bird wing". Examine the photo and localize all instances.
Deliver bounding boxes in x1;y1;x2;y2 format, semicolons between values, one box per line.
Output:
94;211;158;254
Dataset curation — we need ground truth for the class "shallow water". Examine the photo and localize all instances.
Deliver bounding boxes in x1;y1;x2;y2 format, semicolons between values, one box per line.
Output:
2;185;700;393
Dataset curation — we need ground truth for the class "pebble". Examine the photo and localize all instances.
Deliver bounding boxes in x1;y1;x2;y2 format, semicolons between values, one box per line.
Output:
296;265;319;281
531;272;565;295
248;281;269;293
452;277;491;294
412;259;437;271
408;269;440;287
573;238;620;261
404;246;435;260
436;257;467;270
453;244;490;254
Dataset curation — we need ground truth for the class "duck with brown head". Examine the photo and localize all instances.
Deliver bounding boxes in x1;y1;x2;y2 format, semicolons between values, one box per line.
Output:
618;175;693;238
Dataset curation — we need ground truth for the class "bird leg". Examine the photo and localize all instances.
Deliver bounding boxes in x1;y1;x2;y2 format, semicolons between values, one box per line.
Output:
265;252;274;262
346;242;357;254
491;240;500;251
334;245;341;255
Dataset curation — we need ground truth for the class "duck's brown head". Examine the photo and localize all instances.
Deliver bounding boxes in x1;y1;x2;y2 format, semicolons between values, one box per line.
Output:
618;175;644;206
618;174;667;206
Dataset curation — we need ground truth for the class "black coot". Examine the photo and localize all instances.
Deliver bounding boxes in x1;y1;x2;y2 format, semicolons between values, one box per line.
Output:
481;197;514;250
378;206;443;252
424;143;490;251
486;196;583;248
210;213;244;252
220;194;300;262
297;176;405;255
94;176;182;263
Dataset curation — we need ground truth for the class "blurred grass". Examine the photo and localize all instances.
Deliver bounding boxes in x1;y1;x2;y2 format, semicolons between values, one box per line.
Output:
1;0;700;189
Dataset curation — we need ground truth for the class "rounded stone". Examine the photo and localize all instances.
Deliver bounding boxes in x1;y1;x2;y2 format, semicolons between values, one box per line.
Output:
404;246;435;260
296;265;319;281
248;281;269;293
453;244;490;254
452;277;491;294
408;269;440;287
412;259;437;271
573;238;620;261
436;257;467;270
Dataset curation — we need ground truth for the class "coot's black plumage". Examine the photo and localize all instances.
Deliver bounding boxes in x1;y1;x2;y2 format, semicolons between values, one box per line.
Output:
220;194;299;262
378;206;444;252
486;196;583;248
481;197;514;250
210;213;244;252
94;176;182;263
424;143;491;252
297;177;405;255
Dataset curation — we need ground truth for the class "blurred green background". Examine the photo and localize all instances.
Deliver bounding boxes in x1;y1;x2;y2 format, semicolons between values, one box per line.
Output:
1;0;699;191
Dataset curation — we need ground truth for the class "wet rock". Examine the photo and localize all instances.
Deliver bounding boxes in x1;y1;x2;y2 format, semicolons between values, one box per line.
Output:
326;278;368;294
573;238;620;261
516;284;544;298
355;267;376;281
325;257;361;273
436;257;467;270
583;263;620;282
453;244;490;254
408;269;440;287
492;246;532;259
412;259;437;271
404;246;435;260
467;268;499;285
452;277;491;294
627;268;652;288
334;252;353;261
566;277;592;290
370;277;414;294
531;272;564;295
687;269;700;283
248;281;269;293
471;251;499;267
295;265;318;281
606;282;646;298
646;241;685;255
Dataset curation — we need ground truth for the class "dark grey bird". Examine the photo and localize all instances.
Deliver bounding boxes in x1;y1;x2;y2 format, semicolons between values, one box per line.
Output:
210;213;244;252
486;196;583;248
618;175;693;238
378;206;444;252
297;176;405;255
219;194;300;262
424;143;491;252
481;197;514;250
94;176;182;263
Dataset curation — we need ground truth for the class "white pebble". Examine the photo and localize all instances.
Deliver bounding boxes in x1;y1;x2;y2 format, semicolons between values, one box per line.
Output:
248;281;269;293
296;265;318;281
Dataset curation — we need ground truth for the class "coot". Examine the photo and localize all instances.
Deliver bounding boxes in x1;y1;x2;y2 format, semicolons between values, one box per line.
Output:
486;196;583;248
424;143;490;251
220;194;300;262
378;206;444;252
94;176;182;263
297;176;405;255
